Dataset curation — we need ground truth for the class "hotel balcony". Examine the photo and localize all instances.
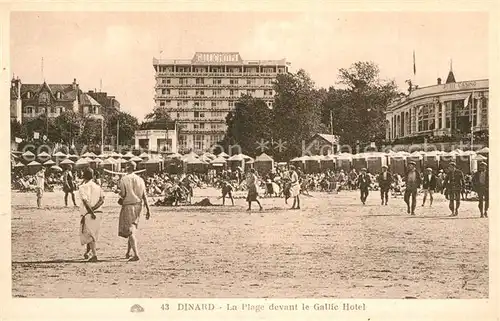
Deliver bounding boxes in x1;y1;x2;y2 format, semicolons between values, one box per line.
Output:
155;71;280;78
155;83;274;89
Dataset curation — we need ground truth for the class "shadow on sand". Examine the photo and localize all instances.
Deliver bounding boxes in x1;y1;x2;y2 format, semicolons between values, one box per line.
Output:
12;258;122;264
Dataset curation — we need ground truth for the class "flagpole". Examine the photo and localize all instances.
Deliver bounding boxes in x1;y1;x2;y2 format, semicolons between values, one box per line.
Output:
470;90;474;150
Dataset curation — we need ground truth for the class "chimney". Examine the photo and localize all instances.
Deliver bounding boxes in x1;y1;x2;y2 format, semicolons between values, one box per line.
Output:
437;78;442;85
72;78;77;90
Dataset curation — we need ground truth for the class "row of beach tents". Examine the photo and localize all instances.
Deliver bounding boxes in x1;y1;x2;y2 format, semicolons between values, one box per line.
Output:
11;147;489;175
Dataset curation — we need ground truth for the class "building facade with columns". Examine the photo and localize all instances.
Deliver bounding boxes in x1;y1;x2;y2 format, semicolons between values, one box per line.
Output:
385;70;488;142
152;52;290;153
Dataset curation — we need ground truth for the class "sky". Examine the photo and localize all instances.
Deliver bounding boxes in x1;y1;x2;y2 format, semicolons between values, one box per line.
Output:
11;11;489;120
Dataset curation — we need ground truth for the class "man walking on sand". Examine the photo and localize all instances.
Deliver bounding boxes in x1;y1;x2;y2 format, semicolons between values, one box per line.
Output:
118;161;151;262
444;162;464;217
357;168;371;205
421;167;437;207
377;165;392;205
472;162;489;218
403;161;421;215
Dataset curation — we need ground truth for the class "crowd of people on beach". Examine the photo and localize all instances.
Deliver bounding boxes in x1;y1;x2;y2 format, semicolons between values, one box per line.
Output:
11;157;489;263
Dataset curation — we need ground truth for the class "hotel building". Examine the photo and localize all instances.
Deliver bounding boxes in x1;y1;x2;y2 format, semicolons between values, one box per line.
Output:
152;52;290;152
385;69;488;142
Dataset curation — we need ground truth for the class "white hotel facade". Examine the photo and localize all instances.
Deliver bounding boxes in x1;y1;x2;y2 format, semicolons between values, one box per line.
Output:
153;52;290;152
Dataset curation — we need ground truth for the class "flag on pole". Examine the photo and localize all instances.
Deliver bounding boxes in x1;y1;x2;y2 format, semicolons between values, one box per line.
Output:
464;93;472;107
413;50;416;75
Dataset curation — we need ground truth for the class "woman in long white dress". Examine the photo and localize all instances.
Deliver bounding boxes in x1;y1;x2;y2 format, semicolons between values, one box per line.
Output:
289;165;301;209
246;168;263;211
79;168;105;262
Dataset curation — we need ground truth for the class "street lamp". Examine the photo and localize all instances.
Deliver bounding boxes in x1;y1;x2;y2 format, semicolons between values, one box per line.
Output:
88;114;105;154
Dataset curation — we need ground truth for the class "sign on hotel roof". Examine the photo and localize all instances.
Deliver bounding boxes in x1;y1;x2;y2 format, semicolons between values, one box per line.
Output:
192;52;242;63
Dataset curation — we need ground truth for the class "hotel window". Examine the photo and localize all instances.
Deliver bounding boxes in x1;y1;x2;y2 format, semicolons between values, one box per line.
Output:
230;79;238;85
278;68;285;73
213;89;222;96
179;78;188;85
196;78;204;85
196;89;205;96
263;67;274;73
193;101;205;108
161;79;166;84
178;67;186;72
213;79;222;85
247;89;256;96
264;89;273;96
230;89;237;96
195;68;205;73
229;101;235;108
417;104;435;132
177;101;188;107
179;135;188;149
437;104;443;129
211;124;218;129
56;92;62;99
194;135;204;150
179;89;188;96
194;111;205;118
26;92;32;99
245;68;257;73
160;101;166;107
211;101;222;108
264;79;272;85
166;79;171;84
247;78;256;85
481;98;488;126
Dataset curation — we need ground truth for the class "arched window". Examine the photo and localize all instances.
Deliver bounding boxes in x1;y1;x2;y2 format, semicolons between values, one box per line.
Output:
56;92;62;99
26;91;32;99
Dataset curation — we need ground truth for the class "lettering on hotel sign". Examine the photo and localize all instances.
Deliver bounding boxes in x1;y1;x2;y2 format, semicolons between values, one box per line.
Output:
444;81;477;90
192;52;242;63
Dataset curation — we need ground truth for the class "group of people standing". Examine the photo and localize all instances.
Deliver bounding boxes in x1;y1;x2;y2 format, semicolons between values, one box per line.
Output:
355;161;489;218
34;161;151;262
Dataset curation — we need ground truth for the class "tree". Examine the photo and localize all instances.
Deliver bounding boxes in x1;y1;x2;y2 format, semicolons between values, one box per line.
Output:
107;111;140;146
223;95;274;157
323;61;402;147
140;107;172;130
10;120;26;140
272;69;327;160
52;111;84;144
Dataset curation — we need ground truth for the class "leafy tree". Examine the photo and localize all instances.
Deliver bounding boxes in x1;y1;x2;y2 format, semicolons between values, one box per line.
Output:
107;111;140;146
140;107;172;130
272;69;327;160
323;61;402;147
52;111;84;144
10;120;26;140
223;95;273;157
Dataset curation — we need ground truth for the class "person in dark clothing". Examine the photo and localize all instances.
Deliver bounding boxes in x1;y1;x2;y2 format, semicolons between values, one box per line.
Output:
62;164;77;207
357;168;371;205
403;161;421;215
377;165;392;205
421;167;437;207
472;162;489;218
444;162;464;216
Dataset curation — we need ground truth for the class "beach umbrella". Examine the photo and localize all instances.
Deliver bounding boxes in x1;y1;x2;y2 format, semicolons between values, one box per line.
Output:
22;150;35;162
109;151;120;158
211;156;227;164
60;159;75;165
37;151;51;160
115;152;124;158
217;152;230;158
139;152;150;159
166;152;182;159
131;156;143;162
68;154;79;160
53;151;67;158
228;154;245;161
27;160;41;166
75;158;89;167
43;159;56;166
123;152;135;159
93;158;103;163
203;152;216;159
50;165;63;172
14;162;25;168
